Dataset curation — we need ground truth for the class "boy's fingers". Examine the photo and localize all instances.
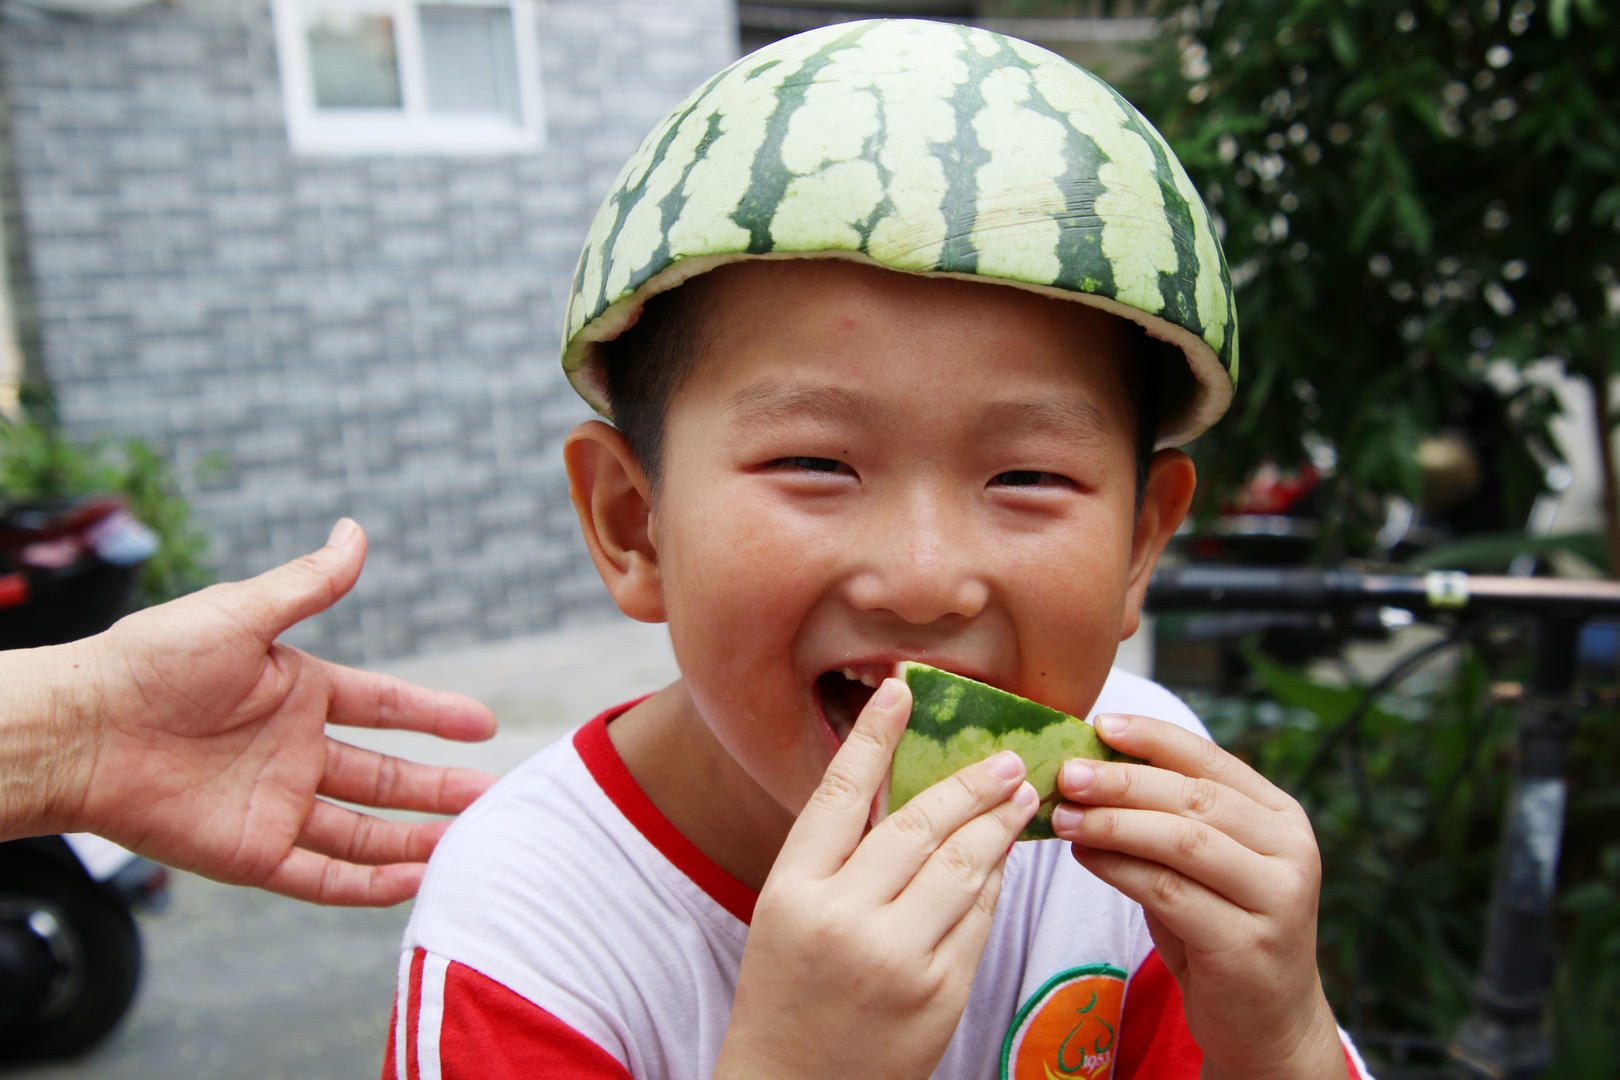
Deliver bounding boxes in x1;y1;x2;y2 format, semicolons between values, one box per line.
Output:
1056;805;1294;914
1068;845;1248;951
776;677;912;878
1091;714;1300;816
888;780;1036;946
1143;911;1187;976
845;752;1029;900
932;858;1010;974
1055;760;1298;857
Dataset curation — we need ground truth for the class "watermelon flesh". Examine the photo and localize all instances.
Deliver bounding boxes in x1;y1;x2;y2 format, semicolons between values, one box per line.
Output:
887;662;1116;841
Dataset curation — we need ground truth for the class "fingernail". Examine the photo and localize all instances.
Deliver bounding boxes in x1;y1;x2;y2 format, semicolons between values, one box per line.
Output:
1061;761;1095;792
1051;804;1084;833
870;677;904;710
1099;714;1128;736
987;750;1025;781
1012;781;1037;810
327;517;358;546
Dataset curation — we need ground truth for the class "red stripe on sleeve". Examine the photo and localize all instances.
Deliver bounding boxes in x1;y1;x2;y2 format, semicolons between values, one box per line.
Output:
404;949;425;1080
434;957;632;1080
380;995;399;1080
1115;950;1202;1078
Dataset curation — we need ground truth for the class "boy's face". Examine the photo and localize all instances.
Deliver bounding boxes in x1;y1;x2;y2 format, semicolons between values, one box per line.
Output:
628;260;1188;822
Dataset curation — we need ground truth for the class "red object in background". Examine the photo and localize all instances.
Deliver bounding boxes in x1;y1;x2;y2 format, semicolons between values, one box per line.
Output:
0;497;124;555
1223;462;1321;517
0;572;27;609
0;496;157;649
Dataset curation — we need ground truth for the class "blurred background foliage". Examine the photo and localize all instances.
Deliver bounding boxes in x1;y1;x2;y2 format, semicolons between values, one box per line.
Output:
1103;1;1620;1076
1124;0;1619;569
1187;631;1620;1080
0;392;213;608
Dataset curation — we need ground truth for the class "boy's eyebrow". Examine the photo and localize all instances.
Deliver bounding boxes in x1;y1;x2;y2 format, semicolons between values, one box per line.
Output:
725;381;873;425
725;381;1112;442
979;399;1113;444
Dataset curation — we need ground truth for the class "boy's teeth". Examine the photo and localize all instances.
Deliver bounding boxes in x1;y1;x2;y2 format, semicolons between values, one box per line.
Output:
840;666;882;688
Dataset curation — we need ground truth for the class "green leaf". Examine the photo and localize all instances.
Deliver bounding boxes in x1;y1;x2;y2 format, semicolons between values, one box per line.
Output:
1243;646;1407;732
1392;190;1433;252
1550;0;1574;37
1349;189;1391;250
1403;90;1445;138
1327;16;1360;68
1594;185;1620;224
1572;141;1620;174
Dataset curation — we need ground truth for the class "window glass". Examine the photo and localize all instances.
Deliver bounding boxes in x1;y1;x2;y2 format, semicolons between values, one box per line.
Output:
420;5;521;121
306;12;402;109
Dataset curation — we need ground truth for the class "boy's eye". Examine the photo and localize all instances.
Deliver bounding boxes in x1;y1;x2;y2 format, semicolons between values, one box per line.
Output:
775;456;849;474
991;470;1072;488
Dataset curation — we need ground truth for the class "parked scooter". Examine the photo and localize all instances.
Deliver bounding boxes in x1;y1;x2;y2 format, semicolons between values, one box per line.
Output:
0;497;170;1063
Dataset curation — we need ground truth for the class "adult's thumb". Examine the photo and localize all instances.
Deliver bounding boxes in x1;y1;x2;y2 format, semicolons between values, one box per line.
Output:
230;518;368;640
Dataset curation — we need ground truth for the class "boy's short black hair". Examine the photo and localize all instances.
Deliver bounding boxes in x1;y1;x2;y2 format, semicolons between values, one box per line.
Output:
601;282;716;490
602;278;1162;504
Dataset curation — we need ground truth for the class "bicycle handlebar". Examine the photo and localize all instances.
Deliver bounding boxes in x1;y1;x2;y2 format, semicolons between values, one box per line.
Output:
1146;565;1620;620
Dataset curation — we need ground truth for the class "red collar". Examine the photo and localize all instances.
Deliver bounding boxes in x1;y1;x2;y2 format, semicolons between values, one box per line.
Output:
573;704;758;925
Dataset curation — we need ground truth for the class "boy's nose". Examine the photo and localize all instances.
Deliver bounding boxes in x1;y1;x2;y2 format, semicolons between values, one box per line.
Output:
842;494;990;625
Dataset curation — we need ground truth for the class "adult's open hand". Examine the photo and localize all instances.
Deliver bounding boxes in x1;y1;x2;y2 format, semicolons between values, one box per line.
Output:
6;519;498;906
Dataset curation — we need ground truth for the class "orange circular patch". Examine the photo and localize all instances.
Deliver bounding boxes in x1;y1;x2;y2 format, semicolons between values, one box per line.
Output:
1001;965;1126;1080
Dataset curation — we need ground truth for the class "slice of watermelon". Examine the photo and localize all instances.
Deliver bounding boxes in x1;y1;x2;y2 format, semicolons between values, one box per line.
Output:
887;662;1116;841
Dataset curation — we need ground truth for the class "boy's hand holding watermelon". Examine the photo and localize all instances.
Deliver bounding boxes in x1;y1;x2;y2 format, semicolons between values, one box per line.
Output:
1053;713;1345;1080
716;676;1040;1080
719;667;1345;1080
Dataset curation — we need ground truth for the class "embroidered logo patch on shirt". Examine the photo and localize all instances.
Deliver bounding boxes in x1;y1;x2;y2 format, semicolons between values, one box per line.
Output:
1000;964;1126;1080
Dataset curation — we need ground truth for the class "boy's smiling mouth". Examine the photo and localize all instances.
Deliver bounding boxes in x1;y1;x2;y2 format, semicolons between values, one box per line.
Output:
813;663;890;745
812;660;1004;748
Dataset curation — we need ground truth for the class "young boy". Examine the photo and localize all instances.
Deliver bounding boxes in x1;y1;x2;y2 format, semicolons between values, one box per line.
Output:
385;19;1372;1080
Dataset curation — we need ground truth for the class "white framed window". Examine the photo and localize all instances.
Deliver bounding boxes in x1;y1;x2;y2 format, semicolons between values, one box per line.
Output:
271;0;543;156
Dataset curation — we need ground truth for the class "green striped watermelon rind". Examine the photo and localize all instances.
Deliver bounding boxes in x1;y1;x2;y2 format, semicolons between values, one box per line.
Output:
888;661;1117;842
560;18;1238;449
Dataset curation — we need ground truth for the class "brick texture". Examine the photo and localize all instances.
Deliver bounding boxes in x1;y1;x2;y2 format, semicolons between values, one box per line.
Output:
1;0;738;663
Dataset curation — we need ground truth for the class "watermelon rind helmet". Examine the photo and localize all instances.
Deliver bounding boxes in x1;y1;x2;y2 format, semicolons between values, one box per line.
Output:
561;18;1237;447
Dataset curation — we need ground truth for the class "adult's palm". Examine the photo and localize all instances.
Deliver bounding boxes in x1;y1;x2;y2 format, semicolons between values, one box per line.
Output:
61;519;497;905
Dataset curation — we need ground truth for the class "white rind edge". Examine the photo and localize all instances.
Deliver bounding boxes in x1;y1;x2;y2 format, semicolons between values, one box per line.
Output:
561;250;1235;449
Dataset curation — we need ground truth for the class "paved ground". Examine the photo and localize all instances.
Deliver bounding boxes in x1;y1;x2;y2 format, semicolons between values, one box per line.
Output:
9;616;679;1080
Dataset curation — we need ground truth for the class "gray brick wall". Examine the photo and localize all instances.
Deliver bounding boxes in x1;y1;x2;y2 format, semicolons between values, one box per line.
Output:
1;0;738;663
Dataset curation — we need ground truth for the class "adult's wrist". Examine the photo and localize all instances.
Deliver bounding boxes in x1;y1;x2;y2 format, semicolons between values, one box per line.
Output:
0;639;101;840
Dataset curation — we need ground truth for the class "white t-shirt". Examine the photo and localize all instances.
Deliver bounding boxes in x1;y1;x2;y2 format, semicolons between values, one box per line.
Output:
384;669;1371;1080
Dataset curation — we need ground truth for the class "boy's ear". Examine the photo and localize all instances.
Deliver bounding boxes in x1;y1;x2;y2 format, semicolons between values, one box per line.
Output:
1120;448;1196;642
563;420;665;623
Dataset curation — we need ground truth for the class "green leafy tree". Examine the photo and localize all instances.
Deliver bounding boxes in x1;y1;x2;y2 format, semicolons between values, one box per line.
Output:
1125;0;1619;568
